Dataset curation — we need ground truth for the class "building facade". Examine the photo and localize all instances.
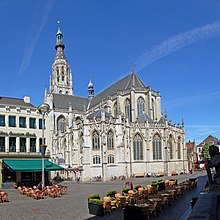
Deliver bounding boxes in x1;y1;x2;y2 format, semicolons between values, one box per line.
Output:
197;135;220;162
44;25;187;182
0;96;51;184
186;140;198;171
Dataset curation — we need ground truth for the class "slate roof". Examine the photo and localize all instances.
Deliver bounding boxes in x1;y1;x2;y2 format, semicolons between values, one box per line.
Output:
0;96;35;108
53;94;89;111
137;113;154;123
197;135;220;147
89;72;146;108
158;116;167;124
87;109;111;119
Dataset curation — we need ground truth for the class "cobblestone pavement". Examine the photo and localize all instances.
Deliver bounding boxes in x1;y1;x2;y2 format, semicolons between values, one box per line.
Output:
0;171;207;220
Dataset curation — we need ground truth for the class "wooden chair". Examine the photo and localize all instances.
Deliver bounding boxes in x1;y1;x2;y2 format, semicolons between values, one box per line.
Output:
161;196;168;209
103;200;112;214
111;200;117;211
148;201;157;217
136;199;144;205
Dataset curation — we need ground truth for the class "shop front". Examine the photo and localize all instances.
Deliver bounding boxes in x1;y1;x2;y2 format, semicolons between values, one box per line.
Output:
1;159;64;187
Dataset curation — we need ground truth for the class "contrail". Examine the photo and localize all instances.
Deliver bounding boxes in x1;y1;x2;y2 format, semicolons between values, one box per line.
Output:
134;21;220;72
18;0;54;75
164;87;220;109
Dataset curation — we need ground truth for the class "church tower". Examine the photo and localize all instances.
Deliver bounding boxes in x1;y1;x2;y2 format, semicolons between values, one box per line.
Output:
49;22;73;95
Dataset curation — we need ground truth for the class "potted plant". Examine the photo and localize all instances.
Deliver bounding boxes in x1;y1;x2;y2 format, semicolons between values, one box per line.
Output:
88;194;104;216
134;184;141;190
107;190;117;198
122;187;130;195
151;180;159;193
88;193;100;201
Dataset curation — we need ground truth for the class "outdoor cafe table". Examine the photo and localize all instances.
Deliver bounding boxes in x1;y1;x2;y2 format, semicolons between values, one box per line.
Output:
161;193;170;197
148;198;162;202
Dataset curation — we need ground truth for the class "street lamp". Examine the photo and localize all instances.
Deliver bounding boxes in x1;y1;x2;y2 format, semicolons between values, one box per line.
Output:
38;103;50;188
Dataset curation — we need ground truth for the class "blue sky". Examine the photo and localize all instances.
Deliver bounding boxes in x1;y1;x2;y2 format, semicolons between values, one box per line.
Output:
1;0;220;144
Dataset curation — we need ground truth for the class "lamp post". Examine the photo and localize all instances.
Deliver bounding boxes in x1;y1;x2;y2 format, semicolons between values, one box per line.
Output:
38;103;50;188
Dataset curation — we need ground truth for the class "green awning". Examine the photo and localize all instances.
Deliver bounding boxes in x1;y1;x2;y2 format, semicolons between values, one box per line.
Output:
3;160;64;172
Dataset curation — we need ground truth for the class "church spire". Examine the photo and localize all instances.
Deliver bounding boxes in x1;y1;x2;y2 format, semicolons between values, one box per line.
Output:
49;22;73;95
56;21;63;43
55;21;65;58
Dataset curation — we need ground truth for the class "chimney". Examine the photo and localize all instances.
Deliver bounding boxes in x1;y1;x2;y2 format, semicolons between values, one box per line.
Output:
23;96;30;103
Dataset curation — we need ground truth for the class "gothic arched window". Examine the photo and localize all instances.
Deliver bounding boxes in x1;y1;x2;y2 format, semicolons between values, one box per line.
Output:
107;131;114;149
137;97;145;117
153;134;162;160
108;155;114;164
177;136;181;159
57;115;66;133
125;98;131;122
79;133;83;153
113;101;118;117
92;131;100;150
133;134;143;160
151;98;155;120
168;135;174;159
93;155;101;164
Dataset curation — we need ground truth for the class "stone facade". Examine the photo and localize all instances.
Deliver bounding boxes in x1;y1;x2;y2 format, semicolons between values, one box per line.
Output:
44;25;187;182
0;96;49;184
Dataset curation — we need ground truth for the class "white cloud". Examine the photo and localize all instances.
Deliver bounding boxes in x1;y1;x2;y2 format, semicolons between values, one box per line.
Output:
134;21;220;72
18;0;54;75
164;87;220;109
185;124;220;144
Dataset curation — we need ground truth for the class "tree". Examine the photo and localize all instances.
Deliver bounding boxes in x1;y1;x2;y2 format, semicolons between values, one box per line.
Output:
200;143;211;162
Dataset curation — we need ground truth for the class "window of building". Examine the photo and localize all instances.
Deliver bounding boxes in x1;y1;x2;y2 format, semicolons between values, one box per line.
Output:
0;115;5;126
39;119;42;129
9;116;16;127
92;131;100;150
39;119;45;130
20;137;26;152
0;137;5;152
133;134;143;160
137;97;145;117
57;116;66;133
177;137;181;159
30;138;36;152
108;155;114;164
113;102;118;118
93;155;101;164
125;99;131;122
29;118;36;129
39;138;46;146
79;133;83;153
19;117;26;128
153;134;162;160
151;99;155;120
9;137;16;152
168;135;173;159
107;131;114;149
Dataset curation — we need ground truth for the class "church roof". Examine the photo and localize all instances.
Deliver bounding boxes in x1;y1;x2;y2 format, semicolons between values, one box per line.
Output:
137;112;154;123
53;94;89;111
87;109;111;119
0;96;35;108
90;72;146;108
158;116;167;124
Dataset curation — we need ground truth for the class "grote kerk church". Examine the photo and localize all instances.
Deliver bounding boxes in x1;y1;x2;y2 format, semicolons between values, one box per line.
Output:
0;24;186;184
44;25;186;181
